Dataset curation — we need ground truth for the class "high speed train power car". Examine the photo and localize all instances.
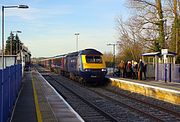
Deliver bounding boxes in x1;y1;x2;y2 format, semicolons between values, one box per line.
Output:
39;48;107;84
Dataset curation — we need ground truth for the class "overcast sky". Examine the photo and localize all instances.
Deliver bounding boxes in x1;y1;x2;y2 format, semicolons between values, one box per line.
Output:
0;0;130;57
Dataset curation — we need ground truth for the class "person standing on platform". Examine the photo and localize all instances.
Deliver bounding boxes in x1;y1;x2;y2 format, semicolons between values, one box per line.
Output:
138;59;144;80
118;60;125;77
126;61;132;78
132;61;138;79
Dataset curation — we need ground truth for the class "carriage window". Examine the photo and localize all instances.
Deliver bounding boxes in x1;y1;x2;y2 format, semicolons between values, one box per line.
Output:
86;56;102;63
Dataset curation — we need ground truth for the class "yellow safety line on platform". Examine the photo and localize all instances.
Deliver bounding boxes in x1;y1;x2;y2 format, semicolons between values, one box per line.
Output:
32;74;42;122
110;78;180;105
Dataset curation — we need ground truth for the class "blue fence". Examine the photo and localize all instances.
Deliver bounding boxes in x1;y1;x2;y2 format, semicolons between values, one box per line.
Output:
156;63;180;82
0;64;22;122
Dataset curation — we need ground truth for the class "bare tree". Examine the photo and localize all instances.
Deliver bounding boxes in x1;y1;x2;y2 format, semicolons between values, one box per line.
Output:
116;17;143;61
166;0;180;62
103;52;114;67
173;0;179;55
116;0;180;62
127;0;167;51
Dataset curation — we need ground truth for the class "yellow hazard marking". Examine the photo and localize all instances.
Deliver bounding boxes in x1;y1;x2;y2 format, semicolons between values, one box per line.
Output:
110;79;180;105
81;55;106;69
32;74;42;122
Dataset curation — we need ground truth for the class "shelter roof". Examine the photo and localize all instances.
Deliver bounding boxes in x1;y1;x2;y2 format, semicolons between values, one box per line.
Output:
142;51;176;56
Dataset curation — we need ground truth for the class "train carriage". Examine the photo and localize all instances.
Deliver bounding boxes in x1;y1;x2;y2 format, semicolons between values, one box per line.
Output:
53;55;66;74
39;48;107;84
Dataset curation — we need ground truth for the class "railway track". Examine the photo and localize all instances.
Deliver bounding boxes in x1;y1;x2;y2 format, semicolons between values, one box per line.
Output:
36;66;180;122
87;87;180;122
104;87;180;117
42;74;119;122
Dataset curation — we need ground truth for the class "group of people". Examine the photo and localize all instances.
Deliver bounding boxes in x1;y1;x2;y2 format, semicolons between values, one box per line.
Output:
117;59;147;80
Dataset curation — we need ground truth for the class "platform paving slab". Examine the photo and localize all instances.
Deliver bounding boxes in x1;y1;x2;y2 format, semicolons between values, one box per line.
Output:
11;72;37;122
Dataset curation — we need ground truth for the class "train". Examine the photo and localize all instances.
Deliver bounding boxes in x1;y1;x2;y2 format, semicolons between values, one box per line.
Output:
39;48;107;84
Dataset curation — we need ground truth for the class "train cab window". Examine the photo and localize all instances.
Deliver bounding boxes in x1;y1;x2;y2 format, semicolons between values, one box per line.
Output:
86;55;102;63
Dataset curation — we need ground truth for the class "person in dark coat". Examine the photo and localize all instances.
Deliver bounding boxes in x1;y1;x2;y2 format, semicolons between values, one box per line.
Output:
132;61;138;79
138;59;144;80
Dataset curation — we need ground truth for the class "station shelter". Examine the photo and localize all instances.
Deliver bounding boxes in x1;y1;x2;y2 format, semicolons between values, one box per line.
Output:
0;55;17;69
142;49;179;82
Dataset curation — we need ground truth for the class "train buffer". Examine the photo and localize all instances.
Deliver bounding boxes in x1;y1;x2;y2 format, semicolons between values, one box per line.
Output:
10;69;84;122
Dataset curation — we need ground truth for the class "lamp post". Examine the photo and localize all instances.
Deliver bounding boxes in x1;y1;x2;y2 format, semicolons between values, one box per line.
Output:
10;31;22;55
74;33;80;52
107;43;116;75
1;5;28;122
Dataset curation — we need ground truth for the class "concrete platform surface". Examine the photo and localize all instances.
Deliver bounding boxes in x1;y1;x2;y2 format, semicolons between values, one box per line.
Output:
11;70;84;122
11;72;37;122
108;77;180;105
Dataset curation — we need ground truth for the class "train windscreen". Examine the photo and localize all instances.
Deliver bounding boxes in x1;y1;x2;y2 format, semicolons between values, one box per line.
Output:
86;55;102;63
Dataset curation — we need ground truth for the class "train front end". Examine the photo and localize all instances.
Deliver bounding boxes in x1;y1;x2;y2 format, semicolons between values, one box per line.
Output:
79;49;107;84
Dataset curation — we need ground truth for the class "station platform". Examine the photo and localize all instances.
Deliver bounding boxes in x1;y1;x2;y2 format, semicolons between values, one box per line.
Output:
107;77;180;105
11;69;84;122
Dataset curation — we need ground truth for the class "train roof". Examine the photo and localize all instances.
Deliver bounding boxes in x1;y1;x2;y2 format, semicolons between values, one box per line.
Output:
40;49;103;59
66;51;78;57
80;48;102;55
67;48;102;57
39;57;52;61
54;54;66;58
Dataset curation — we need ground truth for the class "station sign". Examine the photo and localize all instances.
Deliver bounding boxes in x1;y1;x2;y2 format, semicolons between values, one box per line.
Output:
161;49;168;55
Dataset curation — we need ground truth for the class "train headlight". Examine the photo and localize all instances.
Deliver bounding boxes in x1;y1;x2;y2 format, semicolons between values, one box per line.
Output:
84;69;91;72
101;68;107;72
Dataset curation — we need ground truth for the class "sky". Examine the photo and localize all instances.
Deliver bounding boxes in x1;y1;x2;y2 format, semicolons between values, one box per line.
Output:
0;0;130;57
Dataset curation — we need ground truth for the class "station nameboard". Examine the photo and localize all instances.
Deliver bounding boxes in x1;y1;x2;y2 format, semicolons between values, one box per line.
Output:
161;49;168;55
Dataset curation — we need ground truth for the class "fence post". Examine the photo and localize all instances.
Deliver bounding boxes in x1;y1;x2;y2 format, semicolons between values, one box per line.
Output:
165;63;167;82
8;67;11;116
17;64;20;91
12;66;14;108
3;68;9;122
0;69;2;122
9;66;14;114
20;64;22;84
15;65;18;98
169;63;171;82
